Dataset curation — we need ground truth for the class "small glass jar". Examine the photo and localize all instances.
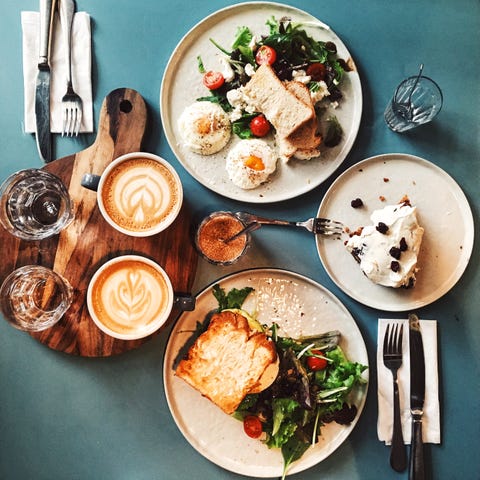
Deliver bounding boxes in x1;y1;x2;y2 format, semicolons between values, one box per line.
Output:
195;211;251;265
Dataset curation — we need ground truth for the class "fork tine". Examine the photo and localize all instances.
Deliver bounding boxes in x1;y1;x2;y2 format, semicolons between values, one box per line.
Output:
313;218;344;236
398;323;403;353
383;323;390;355
74;107;82;136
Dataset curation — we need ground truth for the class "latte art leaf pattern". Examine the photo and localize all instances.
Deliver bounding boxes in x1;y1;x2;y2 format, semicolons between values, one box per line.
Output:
121;174;164;223
110;271;153;321
101;158;179;233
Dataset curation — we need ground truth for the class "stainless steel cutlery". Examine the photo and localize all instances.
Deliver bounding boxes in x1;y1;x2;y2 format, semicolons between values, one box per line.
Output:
382;322;407;472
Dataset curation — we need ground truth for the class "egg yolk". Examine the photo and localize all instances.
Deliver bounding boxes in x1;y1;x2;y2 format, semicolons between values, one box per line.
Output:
244;155;265;171
195;117;214;135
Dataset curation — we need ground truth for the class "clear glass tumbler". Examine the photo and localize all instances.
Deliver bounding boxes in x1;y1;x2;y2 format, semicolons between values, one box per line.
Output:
0;265;73;331
0;169;74;240
384;75;443;132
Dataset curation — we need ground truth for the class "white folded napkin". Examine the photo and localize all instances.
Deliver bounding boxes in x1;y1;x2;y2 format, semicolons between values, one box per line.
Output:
21;10;93;133
377;318;441;444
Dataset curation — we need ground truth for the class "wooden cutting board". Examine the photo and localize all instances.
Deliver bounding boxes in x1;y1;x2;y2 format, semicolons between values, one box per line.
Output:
0;88;198;356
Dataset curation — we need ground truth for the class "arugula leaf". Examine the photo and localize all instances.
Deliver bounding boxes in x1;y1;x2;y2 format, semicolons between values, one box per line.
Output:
232;113;257;139
281;435;310;480
231;26;253;49
212;284;254;311
271;398;299;437
196;55;205;74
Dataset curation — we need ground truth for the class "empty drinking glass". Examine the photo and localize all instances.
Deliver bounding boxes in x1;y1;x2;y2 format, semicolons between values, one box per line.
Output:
0;169;74;240
0;265;73;331
384;67;443;132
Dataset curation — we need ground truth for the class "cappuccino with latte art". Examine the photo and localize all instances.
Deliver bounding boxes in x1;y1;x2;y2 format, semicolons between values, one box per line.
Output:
85;152;183;237
87;256;174;339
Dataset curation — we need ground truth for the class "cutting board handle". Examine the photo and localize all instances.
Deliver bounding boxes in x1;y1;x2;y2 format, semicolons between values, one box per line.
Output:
90;88;148;167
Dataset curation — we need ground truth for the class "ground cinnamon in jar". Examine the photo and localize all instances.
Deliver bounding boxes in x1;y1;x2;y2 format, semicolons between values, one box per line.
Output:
196;212;249;264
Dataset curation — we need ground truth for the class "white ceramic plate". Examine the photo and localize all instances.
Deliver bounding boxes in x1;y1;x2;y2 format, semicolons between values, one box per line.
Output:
160;2;362;203
316;154;475;311
163;268;369;478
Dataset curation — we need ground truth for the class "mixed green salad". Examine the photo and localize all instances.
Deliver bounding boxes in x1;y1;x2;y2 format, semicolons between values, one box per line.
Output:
211;285;368;478
197;16;351;144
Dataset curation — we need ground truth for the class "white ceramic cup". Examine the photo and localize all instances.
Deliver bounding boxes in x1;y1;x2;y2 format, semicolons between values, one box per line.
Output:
87;255;195;340
81;152;183;237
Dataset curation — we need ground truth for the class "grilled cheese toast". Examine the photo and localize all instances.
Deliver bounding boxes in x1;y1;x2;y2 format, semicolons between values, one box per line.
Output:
175;310;277;415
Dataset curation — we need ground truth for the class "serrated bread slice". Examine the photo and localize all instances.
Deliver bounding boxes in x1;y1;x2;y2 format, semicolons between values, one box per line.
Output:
242;64;314;138
176;310;277;415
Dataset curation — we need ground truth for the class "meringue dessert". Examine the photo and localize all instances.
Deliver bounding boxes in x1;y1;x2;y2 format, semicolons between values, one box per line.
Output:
346;201;424;288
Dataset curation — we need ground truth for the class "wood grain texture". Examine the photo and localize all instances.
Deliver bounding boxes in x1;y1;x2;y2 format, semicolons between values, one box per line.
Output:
0;88;198;356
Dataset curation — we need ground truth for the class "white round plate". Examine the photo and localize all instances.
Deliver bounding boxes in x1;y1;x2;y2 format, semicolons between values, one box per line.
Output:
160;2;362;203
163;268;369;478
316;154;475;311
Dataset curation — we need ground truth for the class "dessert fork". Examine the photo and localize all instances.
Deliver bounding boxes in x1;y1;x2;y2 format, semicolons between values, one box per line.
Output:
59;0;83;136
225;211;343;242
383;323;407;472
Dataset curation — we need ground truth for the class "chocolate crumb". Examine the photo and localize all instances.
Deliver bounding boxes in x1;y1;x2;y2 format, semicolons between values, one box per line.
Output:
383;177;390;182
350;198;363;208
390;261;400;272
376;222;389;234
399;237;408;251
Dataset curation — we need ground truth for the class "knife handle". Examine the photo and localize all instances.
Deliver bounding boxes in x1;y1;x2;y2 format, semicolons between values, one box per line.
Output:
38;0;55;64
390;378;407;471
409;416;425;480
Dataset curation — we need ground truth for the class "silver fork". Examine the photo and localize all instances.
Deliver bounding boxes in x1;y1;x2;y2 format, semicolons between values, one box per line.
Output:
383;323;407;472
59;0;82;136
225;211;344;242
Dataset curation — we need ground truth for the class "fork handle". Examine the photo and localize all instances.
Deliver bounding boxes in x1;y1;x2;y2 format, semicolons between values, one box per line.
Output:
59;0;75;84
391;377;407;471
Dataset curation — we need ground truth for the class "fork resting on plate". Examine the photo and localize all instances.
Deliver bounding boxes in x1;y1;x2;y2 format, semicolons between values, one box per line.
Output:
225;211;344;242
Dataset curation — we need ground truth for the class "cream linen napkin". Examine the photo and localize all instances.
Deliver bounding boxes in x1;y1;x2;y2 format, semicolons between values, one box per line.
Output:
377;318;441;444
21;10;93;133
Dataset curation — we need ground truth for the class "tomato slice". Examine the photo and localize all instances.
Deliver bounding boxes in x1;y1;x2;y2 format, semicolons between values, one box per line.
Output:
306;62;327;81
202;71;225;90
243;415;263;438
307;350;328;371
249;114;271;137
255;45;277;66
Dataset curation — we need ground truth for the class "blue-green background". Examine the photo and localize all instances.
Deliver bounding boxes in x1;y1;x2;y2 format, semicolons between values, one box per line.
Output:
1;1;479;479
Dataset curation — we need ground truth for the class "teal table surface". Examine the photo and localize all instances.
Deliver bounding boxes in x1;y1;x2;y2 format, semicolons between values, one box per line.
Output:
1;1;479;479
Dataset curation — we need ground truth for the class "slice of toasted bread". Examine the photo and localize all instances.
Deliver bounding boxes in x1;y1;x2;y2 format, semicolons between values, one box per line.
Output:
175;310;277;415
242;64;314;138
275;81;322;162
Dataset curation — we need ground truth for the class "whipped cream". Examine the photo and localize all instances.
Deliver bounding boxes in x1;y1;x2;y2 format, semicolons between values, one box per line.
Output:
346;202;424;288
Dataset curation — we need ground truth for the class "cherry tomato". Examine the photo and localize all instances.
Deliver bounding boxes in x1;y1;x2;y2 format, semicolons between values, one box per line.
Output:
249;114;271;137
307;350;328;371
243;415;263;438
202;71;225;90
255;45;277;66
306;63;327;81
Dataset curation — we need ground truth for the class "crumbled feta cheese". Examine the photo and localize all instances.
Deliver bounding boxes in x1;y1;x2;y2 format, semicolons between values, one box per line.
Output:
227;87;256;121
292;69;311;84
219;56;235;82
310;80;330;104
245;63;255;77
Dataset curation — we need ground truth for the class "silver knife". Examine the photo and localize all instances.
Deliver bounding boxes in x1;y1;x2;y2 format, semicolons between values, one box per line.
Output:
408;313;426;480
35;0;56;162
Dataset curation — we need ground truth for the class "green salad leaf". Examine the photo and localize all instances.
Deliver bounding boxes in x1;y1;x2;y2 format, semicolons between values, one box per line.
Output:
212;284;254;311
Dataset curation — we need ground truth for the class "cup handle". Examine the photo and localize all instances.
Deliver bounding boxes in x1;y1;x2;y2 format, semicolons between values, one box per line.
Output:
81;173;101;192
174;293;196;311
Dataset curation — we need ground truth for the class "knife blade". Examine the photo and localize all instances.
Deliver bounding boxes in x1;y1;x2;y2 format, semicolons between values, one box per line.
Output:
35;0;56;162
408;313;426;480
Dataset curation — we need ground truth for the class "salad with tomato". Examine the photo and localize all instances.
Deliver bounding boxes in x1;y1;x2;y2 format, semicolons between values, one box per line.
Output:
212;285;368;479
196;15;351;144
